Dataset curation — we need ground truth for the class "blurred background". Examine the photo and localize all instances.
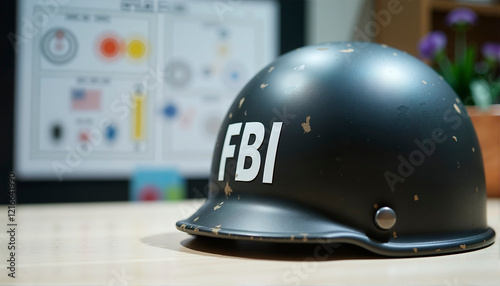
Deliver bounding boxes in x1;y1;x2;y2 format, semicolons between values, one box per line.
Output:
1;0;499;204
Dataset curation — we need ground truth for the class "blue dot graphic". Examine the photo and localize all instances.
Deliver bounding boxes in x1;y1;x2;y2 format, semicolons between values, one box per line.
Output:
231;71;239;80
163;104;177;118
105;125;117;141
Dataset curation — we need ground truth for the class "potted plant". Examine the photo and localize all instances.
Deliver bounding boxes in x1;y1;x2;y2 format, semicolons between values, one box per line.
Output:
418;7;500;197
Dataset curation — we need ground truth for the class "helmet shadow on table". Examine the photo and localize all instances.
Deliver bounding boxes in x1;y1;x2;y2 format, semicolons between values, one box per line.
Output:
141;232;382;261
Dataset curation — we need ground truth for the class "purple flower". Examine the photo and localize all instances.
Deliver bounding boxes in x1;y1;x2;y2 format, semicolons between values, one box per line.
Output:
482;42;500;61
446;7;478;26
418;31;447;60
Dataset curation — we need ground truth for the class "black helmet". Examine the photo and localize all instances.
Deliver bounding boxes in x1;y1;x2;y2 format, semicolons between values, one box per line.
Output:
176;42;495;257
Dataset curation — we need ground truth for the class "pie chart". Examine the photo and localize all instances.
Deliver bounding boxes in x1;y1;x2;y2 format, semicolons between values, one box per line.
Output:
41;28;78;64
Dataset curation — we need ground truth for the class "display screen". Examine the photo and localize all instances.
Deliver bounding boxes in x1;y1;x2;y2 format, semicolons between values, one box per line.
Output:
14;0;278;180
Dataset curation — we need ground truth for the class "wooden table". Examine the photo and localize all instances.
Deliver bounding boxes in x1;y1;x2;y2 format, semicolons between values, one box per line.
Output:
1;199;499;285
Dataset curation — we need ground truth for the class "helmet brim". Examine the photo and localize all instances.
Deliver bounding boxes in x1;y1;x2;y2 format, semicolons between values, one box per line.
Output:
176;196;495;257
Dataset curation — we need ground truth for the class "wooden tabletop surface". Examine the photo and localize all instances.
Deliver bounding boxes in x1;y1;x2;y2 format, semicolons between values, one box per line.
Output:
1;199;499;285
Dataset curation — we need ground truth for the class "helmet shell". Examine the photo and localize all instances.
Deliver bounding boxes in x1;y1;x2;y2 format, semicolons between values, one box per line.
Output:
176;42;495;257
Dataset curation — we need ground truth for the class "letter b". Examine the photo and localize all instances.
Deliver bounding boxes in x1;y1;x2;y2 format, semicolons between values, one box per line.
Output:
235;122;265;182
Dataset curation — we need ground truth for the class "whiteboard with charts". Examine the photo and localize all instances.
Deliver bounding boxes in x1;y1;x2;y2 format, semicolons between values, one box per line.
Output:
14;0;278;180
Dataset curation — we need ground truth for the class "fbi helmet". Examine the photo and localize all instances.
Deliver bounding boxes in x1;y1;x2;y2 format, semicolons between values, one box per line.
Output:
176;42;495;257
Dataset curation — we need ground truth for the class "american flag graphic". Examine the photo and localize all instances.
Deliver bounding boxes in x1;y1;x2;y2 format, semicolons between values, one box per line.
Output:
71;89;101;110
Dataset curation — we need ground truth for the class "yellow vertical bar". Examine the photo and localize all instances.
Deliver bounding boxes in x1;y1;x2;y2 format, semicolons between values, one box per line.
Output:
132;91;145;141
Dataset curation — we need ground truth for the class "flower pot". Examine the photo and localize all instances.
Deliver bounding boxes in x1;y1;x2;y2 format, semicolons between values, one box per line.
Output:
467;105;500;197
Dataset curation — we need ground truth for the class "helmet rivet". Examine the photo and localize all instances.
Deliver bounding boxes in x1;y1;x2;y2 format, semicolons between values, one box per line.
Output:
374;207;396;230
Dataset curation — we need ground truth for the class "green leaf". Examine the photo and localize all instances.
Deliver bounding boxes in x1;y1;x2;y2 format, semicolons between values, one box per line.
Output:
436;52;456;87
463;46;476;85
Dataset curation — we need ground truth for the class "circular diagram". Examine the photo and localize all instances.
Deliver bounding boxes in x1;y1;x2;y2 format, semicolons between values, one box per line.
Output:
41;28;78;64
97;34;124;60
164;60;192;88
162;103;178;119
127;39;147;59
100;37;121;58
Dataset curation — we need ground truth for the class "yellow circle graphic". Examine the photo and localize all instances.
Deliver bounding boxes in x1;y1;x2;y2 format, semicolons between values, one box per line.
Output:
127;39;146;59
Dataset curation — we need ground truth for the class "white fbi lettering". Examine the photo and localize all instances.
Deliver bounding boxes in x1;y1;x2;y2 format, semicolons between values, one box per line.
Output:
218;123;242;181
235;122;265;181
218;122;283;183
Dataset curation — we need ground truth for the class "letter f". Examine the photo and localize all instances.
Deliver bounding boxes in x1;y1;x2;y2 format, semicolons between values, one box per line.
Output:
218;123;242;181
